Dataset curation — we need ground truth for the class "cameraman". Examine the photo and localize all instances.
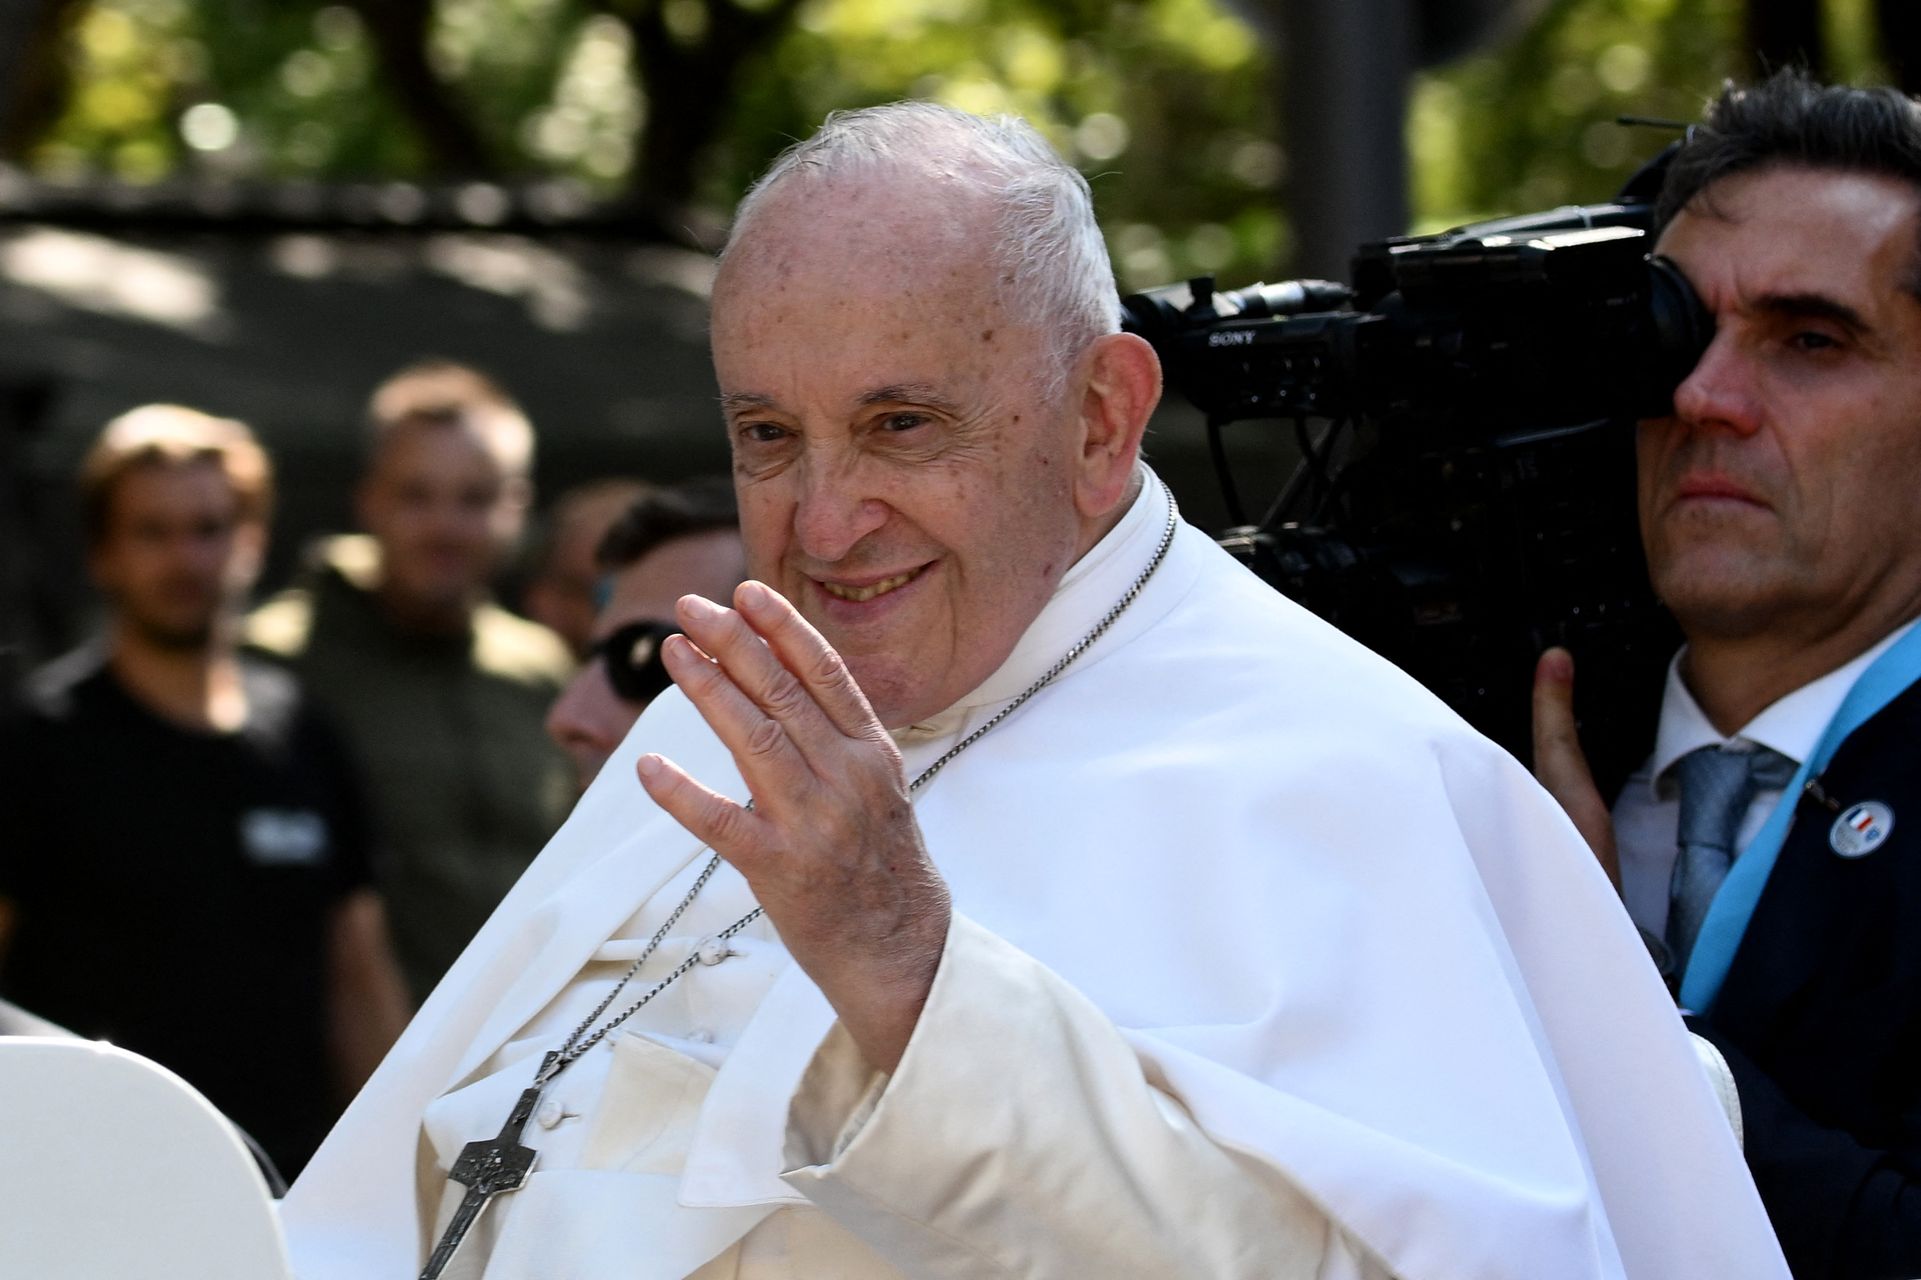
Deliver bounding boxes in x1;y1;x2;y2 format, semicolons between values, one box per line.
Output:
1534;72;1921;1279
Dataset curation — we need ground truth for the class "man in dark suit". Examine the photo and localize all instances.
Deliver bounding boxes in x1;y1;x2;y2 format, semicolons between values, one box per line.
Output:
1533;72;1921;1278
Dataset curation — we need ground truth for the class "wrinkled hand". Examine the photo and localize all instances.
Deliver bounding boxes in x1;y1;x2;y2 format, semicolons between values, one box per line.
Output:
635;580;950;1072
1532;647;1622;892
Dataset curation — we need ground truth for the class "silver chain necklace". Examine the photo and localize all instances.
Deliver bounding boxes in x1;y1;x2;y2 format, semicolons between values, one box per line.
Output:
420;479;1179;1280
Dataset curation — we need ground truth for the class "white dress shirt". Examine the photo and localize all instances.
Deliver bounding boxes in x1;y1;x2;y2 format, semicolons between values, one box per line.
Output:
1613;618;1920;940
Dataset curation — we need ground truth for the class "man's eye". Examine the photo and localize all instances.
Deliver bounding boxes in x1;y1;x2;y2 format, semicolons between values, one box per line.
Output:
882;412;929;432
738;422;788;443
1789;330;1841;353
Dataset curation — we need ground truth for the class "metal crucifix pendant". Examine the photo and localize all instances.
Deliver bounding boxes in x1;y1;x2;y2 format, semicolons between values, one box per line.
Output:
419;1051;556;1280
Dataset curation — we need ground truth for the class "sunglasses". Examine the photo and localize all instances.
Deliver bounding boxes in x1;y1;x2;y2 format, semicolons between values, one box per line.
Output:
596;619;682;703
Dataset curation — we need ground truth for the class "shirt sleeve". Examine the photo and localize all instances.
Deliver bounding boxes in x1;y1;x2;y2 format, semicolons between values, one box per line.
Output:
778;914;1392;1280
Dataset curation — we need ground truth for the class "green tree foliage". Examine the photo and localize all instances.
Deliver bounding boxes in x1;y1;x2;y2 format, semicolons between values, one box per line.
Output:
10;0;1283;288
705;0;1285;286
1409;0;1896;231
6;0;1913;289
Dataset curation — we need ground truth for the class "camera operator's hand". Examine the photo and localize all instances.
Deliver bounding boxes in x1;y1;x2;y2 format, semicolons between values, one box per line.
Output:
1532;647;1622;892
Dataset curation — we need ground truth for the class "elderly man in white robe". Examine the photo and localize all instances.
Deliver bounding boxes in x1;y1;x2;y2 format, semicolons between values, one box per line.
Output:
281;104;1787;1279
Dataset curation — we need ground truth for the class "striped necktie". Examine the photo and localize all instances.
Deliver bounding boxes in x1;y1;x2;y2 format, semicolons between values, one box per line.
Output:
1666;744;1798;973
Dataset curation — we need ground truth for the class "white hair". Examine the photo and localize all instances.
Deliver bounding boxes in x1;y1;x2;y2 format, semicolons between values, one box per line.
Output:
725;101;1120;399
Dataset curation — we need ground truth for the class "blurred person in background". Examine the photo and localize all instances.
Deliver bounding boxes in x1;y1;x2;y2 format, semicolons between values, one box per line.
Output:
547;476;745;791
248;361;574;1005
0;404;409;1179
522;477;655;661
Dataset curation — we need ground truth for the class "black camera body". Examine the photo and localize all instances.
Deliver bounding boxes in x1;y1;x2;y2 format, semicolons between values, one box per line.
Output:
1123;190;1712;787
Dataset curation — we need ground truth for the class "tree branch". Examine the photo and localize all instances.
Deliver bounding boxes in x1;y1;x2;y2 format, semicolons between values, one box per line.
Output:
607;0;807;224
344;0;495;175
0;0;88;162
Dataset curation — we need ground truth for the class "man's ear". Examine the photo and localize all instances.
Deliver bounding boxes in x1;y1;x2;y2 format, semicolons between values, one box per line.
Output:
1073;331;1161;520
229;519;268;594
497;472;534;535
504;473;533;512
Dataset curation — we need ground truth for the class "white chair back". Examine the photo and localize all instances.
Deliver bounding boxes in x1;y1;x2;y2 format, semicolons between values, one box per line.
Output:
0;1036;292;1279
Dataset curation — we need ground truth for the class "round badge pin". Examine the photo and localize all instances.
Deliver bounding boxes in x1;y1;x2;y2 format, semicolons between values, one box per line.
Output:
1830;801;1895;858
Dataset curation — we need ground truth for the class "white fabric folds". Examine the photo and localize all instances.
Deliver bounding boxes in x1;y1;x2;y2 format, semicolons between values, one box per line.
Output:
281;473;1786;1279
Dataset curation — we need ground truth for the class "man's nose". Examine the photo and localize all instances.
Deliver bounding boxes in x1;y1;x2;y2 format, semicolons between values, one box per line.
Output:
1669;333;1763;437
791;455;890;563
545;664;613;755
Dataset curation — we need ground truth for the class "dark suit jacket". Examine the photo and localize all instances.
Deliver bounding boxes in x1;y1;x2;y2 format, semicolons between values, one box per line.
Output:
1688;676;1921;1279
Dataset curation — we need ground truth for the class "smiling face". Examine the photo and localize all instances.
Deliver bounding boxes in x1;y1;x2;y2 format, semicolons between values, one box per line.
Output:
1638;165;1921;649
711;177;1117;729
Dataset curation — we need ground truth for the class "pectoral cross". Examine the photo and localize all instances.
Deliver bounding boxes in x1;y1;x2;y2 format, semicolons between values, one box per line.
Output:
419;1052;556;1280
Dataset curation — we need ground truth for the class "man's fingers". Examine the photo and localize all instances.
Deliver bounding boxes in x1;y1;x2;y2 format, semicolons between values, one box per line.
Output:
674;593;848;762
1531;648;1588;779
635;752;767;868
1531;647;1622;889
735;581;885;742
660;631;811;786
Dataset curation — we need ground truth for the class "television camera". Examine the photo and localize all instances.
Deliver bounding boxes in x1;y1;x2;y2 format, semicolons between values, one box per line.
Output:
1122;165;1712;786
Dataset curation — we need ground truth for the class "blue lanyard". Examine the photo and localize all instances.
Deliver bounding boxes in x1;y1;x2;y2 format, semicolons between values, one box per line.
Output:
1681;621;1921;1011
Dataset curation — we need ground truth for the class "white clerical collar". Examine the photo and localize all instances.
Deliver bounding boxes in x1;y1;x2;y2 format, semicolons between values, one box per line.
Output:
1646;615;1921;798
893;467;1169;741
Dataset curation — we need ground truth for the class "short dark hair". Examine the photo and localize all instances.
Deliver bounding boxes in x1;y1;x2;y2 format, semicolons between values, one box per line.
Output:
597;476;739;572
365;359;534;477
1657;71;1921;291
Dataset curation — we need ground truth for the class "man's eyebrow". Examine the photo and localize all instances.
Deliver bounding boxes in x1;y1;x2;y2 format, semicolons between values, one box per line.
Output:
1754;292;1871;333
859;383;960;412
719;391;776;415
721;384;964;415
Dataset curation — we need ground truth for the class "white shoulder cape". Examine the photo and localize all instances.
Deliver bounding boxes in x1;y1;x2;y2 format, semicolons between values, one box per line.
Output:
282;482;1784;1279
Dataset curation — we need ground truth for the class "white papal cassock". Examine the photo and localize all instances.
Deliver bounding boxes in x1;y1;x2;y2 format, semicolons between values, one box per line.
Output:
281;470;1788;1279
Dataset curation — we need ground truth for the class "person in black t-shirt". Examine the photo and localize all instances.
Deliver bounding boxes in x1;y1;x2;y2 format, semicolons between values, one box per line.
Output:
0;404;411;1180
